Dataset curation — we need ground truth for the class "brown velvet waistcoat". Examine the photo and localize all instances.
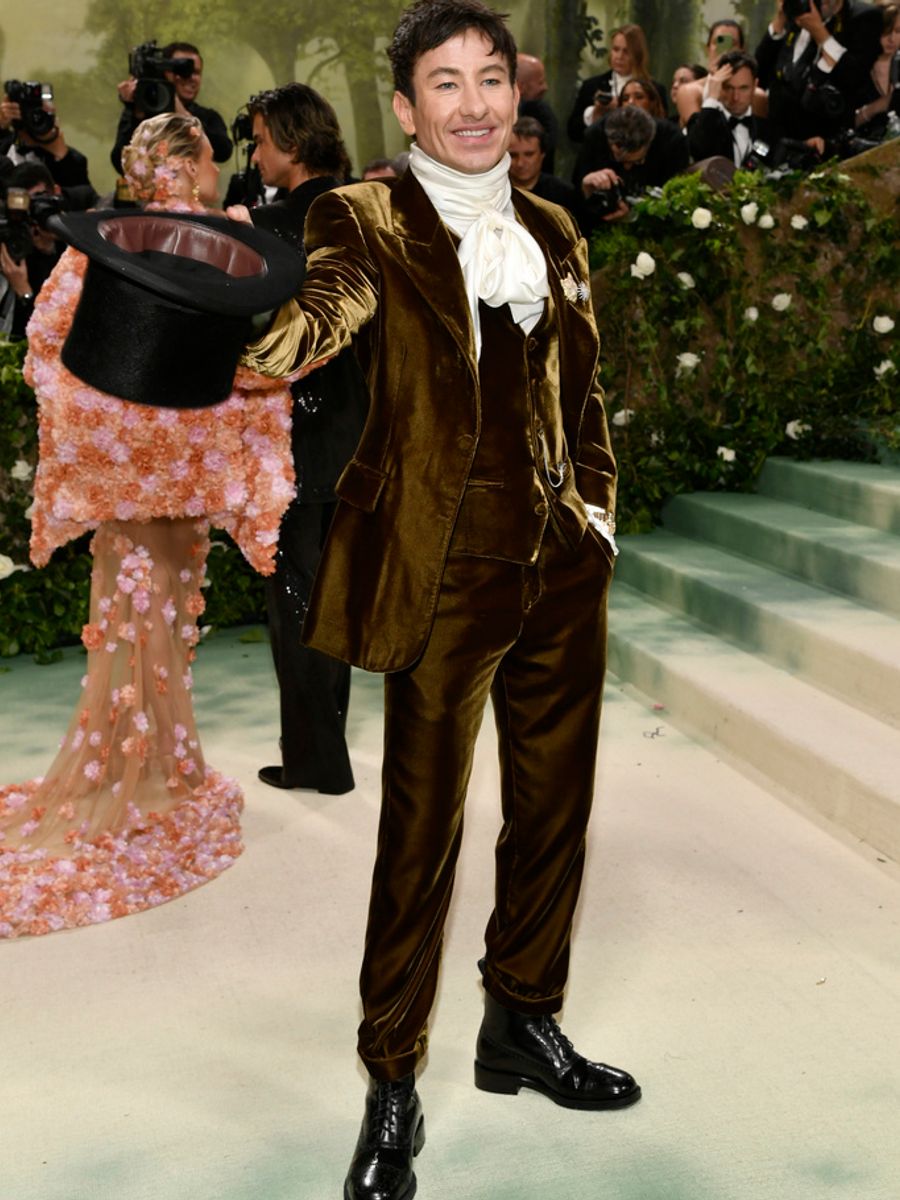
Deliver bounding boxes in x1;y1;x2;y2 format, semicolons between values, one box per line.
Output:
274;171;616;673
449;297;585;563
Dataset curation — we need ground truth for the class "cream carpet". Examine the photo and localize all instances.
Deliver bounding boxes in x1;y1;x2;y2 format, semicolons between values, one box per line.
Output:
1;626;898;1200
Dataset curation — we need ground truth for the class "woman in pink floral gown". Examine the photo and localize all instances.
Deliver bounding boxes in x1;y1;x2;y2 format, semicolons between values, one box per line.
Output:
0;114;297;938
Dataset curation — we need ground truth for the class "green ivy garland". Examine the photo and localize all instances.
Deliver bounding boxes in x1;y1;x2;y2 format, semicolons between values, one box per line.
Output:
590;163;898;532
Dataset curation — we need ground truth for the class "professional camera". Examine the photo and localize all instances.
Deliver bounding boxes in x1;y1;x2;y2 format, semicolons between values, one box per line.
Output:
833;129;882;158
783;0;814;19
223;108;265;209
735;133;819;175
128;41;195;117
801;80;846;120
0;184;65;259
584;180;627;221
3;80;56;141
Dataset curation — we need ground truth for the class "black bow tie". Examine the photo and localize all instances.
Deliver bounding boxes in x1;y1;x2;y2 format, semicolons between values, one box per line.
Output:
728;114;751;130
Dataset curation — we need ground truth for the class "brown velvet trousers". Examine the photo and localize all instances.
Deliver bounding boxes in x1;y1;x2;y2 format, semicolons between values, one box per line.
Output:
357;525;615;1080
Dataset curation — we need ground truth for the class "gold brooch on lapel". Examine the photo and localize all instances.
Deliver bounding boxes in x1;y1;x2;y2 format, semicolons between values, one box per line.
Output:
561;274;590;304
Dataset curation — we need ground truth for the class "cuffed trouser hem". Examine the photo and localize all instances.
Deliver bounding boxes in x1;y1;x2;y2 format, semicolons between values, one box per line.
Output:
359;1038;426;1083
482;967;564;1016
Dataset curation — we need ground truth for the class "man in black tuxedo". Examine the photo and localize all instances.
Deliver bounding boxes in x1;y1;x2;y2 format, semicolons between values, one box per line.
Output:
687;51;774;166
575;105;689;226
233;83;368;796
112;42;232;175
756;0;882;147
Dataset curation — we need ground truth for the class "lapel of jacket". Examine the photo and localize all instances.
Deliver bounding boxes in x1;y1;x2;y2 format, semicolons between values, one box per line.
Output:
380;170;476;363
511;189;599;409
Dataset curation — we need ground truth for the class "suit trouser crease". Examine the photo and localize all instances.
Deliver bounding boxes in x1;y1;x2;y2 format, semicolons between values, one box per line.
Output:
357;528;612;1079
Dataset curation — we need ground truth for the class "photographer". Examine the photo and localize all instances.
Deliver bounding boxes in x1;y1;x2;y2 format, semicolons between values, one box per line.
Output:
226;83;367;796
756;0;883;152
111;42;232;174
576;104;689;227
1;84;97;201
686;51;775;165
0;162;65;337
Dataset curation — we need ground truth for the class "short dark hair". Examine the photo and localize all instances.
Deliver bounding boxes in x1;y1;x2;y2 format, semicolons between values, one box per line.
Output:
248;83;352;180
605;105;655;153
706;19;745;49
163;42;202;62
388;0;518;101
716;49;759;78
9;161;55;191
512;115;547;151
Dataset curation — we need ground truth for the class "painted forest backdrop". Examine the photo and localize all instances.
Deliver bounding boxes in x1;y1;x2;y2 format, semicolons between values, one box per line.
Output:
3;0;777;195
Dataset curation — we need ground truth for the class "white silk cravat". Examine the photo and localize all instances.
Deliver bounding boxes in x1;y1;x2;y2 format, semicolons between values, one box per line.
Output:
408;144;549;358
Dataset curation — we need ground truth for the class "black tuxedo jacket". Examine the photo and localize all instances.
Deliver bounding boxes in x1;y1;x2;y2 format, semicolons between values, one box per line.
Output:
755;0;883;140
252;177;368;504
687;106;775;165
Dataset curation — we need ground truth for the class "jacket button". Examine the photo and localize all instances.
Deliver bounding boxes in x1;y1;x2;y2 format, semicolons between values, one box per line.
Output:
457;434;474;450
527;337;538;350
534;501;548;516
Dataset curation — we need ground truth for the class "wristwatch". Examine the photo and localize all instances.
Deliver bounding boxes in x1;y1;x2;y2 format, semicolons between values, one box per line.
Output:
19;291;35;305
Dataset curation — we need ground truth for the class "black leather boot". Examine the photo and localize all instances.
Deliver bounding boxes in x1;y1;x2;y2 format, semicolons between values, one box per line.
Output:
344;1074;425;1200
475;990;641;1110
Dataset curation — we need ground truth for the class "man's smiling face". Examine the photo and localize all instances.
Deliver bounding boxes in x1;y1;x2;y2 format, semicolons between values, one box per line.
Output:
392;28;518;174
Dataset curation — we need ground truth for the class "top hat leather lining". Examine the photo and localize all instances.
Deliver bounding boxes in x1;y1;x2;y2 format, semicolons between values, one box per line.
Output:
97;215;265;278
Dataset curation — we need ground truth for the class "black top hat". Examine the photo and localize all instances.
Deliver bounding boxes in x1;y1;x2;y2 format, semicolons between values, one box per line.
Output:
50;209;305;408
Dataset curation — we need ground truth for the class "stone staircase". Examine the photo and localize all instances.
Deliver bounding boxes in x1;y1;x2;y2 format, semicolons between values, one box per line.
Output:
608;457;900;861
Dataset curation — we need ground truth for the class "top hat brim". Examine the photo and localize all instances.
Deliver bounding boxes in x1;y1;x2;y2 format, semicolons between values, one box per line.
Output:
49;209;305;317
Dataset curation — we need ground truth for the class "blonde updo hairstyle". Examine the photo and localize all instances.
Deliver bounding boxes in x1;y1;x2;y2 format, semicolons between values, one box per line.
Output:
122;112;204;203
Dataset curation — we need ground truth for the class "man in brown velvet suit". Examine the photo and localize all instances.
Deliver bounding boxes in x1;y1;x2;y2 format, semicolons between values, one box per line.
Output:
242;2;640;1195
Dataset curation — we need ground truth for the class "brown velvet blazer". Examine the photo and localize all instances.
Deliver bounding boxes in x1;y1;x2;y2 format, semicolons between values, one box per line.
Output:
251;170;617;673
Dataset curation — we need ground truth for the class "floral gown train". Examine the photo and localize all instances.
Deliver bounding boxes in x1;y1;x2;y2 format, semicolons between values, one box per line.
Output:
0;219;295;939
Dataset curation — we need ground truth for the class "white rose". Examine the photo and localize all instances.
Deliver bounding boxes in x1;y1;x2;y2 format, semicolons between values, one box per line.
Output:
630;251;656;279
740;202;759;225
691;207;713;229
676;352;701;377
0;554;16;580
10;459;32;481
790;214;809;230
874;360;896;379
771;293;792;312
611;408;635;427
873;316;895;335
757;213;775;229
717;446;736;463
676;271;695;289
785;420;812;440
744;306;759;322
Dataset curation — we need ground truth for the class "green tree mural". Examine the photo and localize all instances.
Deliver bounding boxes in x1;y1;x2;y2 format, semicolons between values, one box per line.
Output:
733;0;775;48
629;0;701;82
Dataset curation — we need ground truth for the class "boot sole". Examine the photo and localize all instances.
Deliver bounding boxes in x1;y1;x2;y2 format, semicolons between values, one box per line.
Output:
474;1061;642;1110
